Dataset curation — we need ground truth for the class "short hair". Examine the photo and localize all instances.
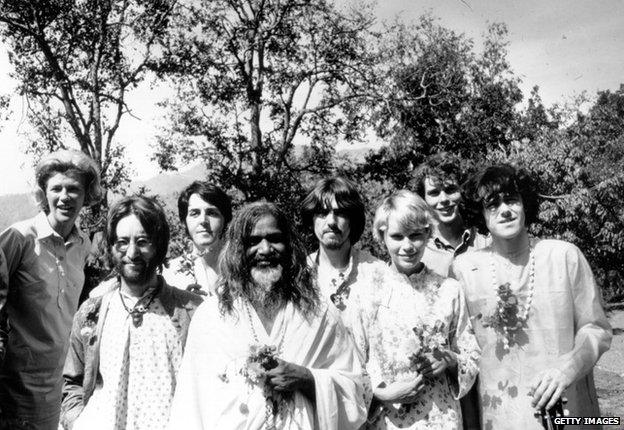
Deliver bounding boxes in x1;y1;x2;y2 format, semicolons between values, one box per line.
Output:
301;177;366;244
217;202;318;316
34;149;102;210
106;195;170;269
177;181;232;235
462;164;540;235
373;190;434;243
411;152;464;198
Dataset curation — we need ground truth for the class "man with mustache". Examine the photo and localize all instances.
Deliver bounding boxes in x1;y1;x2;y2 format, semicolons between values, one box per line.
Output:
61;196;202;430
168;202;370;429
411;153;490;278
301;177;383;313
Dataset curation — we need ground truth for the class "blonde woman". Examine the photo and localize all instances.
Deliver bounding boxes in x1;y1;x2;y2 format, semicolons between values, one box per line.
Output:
0;150;101;430
350;190;479;429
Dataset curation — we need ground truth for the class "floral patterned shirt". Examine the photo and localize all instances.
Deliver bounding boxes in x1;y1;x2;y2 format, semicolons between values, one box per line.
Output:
349;266;481;430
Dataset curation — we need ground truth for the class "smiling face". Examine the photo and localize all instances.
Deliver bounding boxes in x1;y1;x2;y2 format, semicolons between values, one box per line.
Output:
423;176;462;226
246;214;287;290
45;172;86;233
185;193;225;252
482;192;526;240
384;212;429;276
112;214;158;285
312;197;351;251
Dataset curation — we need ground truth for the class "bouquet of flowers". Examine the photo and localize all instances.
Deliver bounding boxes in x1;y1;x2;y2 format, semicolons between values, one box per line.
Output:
481;282;528;350
408;320;448;371
240;344;288;430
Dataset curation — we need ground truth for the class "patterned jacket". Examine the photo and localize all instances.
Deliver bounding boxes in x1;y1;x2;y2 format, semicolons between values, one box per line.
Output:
60;276;202;429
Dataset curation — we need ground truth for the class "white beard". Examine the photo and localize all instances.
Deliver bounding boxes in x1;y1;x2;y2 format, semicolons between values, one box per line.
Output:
250;266;283;292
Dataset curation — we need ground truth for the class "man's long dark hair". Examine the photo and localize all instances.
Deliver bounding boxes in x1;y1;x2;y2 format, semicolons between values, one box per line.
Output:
217;202;319;316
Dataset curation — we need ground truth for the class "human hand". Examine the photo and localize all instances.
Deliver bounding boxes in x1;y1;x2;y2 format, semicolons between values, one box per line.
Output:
374;373;424;404
265;359;314;394
528;368;569;410
415;349;457;378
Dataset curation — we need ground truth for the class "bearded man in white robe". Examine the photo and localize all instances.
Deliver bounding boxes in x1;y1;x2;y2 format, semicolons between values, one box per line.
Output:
168;202;370;430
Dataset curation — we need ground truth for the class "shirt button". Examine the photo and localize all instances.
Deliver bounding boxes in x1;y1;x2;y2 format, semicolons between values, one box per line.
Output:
59;256;64;261
61;289;65;293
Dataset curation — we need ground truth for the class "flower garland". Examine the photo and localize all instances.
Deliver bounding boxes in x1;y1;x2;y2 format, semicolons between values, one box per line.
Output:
482;247;535;351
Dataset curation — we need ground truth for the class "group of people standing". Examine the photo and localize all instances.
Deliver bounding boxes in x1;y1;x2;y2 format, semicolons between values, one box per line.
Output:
0;150;612;430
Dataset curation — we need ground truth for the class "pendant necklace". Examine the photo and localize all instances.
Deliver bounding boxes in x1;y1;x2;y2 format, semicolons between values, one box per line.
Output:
119;285;159;327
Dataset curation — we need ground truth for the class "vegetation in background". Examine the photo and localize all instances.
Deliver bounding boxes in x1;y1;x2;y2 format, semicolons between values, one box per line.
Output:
1;2;621;301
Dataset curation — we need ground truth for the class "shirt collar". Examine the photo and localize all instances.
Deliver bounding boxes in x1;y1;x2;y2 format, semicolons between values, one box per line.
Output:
432;228;475;251
34;211;86;245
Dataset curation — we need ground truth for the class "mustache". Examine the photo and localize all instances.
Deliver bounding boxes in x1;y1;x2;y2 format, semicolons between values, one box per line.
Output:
250;255;282;265
323;226;342;234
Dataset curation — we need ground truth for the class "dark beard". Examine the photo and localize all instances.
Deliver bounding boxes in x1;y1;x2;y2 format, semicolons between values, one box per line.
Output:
115;258;158;285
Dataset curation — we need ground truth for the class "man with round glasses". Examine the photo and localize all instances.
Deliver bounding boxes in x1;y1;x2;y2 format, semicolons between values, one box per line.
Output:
61;196;202;430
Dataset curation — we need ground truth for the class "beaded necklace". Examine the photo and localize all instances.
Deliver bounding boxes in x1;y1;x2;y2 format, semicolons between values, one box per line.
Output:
489;245;536;350
242;300;288;430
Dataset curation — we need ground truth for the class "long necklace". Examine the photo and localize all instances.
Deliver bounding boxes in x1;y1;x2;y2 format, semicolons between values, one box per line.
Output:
243;300;288;430
489;245;536;350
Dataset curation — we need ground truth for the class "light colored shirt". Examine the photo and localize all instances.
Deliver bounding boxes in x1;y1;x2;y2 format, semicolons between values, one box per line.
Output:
421;228;490;277
0;212;90;418
452;239;612;429
349;267;480;429
168;297;371;430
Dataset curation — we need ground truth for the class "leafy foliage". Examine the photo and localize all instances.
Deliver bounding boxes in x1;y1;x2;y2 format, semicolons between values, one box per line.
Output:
0;0;175;216
151;0;381;213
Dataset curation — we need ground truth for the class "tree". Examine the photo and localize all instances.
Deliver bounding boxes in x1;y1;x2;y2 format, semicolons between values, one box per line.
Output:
152;0;381;214
484;85;624;303
356;17;523;188
0;0;176;230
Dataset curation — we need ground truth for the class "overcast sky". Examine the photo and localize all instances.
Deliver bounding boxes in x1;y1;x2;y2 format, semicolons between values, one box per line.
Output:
0;0;622;195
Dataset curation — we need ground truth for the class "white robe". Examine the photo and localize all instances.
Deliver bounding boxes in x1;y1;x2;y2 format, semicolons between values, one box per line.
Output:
168;296;369;429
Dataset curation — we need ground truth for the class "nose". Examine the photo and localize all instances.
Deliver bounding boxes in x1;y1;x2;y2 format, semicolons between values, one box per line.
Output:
326;211;337;226
439;191;450;204
498;202;512;217
402;238;415;252
59;187;70;200
125;240;141;258
256;238;272;255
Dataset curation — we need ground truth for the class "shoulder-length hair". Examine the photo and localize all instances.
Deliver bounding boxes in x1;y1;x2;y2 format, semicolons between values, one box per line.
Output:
177;181;232;234
462;164;540;235
217;202;318;316
34;149;102;211
105;195;170;269
300;176;366;244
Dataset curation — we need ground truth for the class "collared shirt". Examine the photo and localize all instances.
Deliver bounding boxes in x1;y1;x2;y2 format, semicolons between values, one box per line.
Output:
0;212;90;418
421;228;490;277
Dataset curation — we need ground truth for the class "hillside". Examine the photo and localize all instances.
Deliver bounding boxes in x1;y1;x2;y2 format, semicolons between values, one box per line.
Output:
0;146;372;230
